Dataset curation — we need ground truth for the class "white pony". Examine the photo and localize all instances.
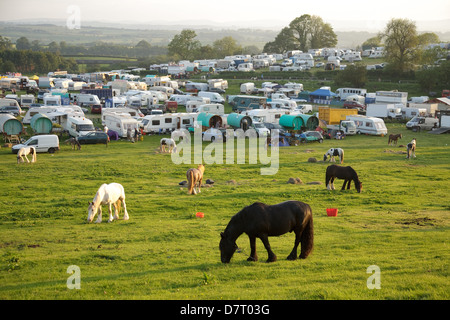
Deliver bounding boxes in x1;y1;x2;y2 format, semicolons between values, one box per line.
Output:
87;183;129;223
17;146;37;164
323;148;344;164
159;138;177;153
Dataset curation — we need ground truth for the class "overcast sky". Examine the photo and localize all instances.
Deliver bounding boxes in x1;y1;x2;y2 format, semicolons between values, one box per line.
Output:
1;0;449;31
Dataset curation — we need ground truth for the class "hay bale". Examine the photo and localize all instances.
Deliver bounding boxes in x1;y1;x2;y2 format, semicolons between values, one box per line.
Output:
308;157;317;163
307;181;322;185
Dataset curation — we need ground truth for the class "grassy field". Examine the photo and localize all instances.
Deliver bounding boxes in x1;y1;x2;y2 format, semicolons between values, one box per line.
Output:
0;121;448;300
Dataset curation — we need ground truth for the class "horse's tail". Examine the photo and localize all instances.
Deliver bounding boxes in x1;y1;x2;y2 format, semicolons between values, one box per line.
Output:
187;169;194;194
340;149;344;164
32;147;37;163
300;206;314;259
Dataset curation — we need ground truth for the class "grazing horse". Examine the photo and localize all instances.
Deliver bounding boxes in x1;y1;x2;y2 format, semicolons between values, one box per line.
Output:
65;137;81;150
87;183;129;223
219;201;314;263
388;133;402;146
17;146;37;164
323;148;344;164
325;164;362;193
160;138;177;153
406;138;416;159
186;164;205;195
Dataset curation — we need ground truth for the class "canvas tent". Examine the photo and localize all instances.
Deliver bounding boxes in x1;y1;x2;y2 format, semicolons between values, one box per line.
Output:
309;88;337;104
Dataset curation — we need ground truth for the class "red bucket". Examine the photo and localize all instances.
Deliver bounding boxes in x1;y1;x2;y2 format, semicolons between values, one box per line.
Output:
326;208;338;217
196;212;205;218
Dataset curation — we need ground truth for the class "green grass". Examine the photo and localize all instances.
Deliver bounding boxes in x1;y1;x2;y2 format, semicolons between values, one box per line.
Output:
0;122;449;300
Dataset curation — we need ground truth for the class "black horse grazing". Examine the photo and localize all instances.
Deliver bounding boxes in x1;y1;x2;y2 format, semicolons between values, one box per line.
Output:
219;201;314;263
326;164;362;193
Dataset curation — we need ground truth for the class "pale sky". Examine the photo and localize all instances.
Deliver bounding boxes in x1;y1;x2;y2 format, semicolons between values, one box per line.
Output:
1;0;449;31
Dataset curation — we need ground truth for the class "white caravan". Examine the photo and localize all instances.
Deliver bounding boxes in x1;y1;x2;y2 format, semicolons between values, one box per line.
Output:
102;113;139;138
22;105;84;124
198;91;225;104
141;113;198;134
242;109;290;124
346;114;388;136
195;104;225;115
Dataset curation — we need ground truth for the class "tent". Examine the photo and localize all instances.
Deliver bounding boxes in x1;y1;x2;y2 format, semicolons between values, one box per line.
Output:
309;88;337;104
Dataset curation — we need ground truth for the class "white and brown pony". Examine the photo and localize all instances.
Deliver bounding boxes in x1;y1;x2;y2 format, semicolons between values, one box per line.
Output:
406;138;416;159
17;146;37;164
323;148;344;164
87;183;129;223
186;164;205;195
160;138;177;153
388;133;402;146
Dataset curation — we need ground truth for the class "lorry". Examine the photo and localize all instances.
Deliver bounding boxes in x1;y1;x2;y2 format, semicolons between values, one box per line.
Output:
345;114;388;136
366;104;402;120
335;88;367;100
318;107;358;125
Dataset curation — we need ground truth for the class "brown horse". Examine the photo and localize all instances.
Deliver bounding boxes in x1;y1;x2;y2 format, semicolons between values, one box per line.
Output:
186;164;205;195
388;133;402;146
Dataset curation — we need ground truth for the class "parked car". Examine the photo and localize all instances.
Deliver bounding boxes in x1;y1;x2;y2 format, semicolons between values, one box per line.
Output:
315;62;325;68
0;105;23;116
263;122;286;135
298;131;324;143
91;104;102;114
202;128;227;142
77;131;109;145
344;100;366;112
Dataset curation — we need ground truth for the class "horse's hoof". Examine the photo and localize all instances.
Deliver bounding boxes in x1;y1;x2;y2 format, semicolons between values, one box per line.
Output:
287;254;297;261
266;256;277;263
247;257;257;262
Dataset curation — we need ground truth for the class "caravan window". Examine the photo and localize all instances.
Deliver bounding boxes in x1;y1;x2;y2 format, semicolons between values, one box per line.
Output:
152;120;160;126
365;122;373;127
182;119;190;125
165;118;172;124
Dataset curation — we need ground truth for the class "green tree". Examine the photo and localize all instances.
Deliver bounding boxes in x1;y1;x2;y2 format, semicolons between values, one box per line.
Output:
335;63;367;87
379;18;419;73
263;27;297;53
362;36;382;50
16;37;31;50
265;15;337;53
0;36;13;50
168;29;201;61
213;36;242;58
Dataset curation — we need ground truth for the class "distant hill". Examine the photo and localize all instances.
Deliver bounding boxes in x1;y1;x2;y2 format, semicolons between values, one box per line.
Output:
0;21;449;51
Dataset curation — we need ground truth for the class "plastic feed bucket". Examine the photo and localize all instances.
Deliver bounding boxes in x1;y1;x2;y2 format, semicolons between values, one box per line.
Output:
196;212;205;218
326;208;338;217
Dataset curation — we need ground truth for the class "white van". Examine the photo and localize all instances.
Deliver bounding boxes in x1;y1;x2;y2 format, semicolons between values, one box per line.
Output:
12;134;60;154
346;115;388;136
66;116;95;137
198;91;225;104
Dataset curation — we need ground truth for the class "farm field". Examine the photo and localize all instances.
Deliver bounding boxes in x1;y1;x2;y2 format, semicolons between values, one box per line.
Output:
0;123;449;301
